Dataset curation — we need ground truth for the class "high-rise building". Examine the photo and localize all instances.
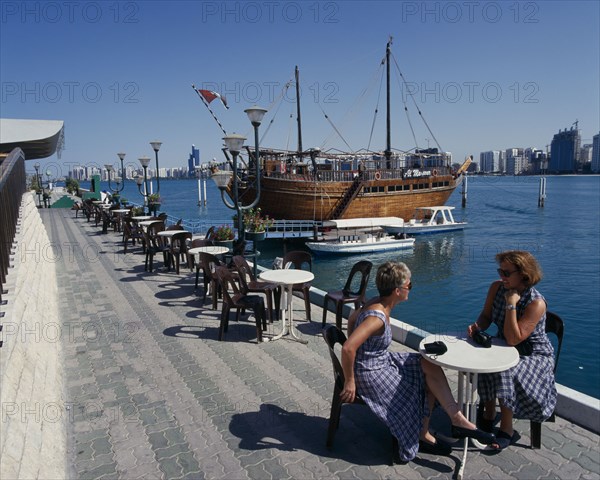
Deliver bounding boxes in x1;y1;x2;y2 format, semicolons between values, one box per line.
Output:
550;126;581;172
188;145;200;177
480;151;501;173
505;148;528;175
592;133;600;173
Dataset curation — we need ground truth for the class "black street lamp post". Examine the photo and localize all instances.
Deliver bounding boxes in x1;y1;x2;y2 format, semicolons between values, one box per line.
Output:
33;162;42;208
212;106;267;276
105;152;126;204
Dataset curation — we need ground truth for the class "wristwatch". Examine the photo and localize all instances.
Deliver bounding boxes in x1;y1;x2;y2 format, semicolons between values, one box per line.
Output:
506;305;517;311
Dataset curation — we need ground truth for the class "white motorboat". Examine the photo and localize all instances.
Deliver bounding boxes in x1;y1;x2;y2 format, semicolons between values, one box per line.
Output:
384;206;466;235
305;217;415;255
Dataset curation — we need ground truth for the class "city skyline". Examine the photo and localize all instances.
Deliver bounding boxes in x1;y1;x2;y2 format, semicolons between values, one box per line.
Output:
2;1;599;177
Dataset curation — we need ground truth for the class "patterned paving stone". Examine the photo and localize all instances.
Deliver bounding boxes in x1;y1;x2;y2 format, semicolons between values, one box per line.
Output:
35;209;599;480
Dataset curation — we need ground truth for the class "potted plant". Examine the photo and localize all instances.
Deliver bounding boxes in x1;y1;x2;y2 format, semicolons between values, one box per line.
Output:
213;224;235;250
148;193;161;215
242;208;273;242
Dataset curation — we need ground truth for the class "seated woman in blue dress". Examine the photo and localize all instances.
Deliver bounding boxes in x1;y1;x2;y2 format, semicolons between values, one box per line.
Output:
467;250;557;451
341;261;496;464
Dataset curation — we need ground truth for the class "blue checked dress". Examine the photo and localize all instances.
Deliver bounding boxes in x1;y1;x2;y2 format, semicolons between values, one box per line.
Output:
478;285;557;422
354;309;427;462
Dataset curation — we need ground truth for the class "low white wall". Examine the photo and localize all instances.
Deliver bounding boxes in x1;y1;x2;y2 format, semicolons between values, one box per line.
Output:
0;193;66;480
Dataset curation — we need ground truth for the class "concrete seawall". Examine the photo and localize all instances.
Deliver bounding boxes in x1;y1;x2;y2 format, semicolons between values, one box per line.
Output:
0;194;67;479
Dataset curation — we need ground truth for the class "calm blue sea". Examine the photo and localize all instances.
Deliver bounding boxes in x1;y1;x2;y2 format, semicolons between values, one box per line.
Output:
85;175;600;399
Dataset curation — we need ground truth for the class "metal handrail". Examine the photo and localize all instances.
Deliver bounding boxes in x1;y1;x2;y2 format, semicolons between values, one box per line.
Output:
0;148;26;303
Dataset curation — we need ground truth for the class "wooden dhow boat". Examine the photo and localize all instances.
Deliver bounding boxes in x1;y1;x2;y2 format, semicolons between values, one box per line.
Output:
216;39;471;222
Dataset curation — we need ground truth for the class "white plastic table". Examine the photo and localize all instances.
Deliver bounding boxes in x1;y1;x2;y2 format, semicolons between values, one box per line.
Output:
187;246;230;257
419;333;519;479
259;269;314;343
132;216;154;222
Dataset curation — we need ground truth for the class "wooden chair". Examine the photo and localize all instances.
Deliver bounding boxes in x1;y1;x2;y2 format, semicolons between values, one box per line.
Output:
322;325;399;464
214;266;267;343
477;311;564;449
232;255;281;322
281;250;313;322
322;260;372;330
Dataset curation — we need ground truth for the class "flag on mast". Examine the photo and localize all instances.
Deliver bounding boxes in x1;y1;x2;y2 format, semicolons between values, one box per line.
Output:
192;84;227;135
196;89;229;109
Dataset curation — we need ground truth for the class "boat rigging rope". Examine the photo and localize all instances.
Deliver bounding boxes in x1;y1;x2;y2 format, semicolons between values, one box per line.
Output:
367;69;386;152
318;104;354;152
320;61;385;152
391;53;443;152
259;80;293;144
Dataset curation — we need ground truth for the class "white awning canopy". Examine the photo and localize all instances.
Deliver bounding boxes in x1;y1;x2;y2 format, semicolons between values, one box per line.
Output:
0;118;64;159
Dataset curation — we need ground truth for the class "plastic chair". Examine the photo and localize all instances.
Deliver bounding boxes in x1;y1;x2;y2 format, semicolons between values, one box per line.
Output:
322;260;372;329
122;217;145;253
477;310;564;449
531;311;564;448
167;231;192;274
214;266;267;343
197;252;223;309
188;238;214;273
143;221;166;272
321;325;399;465
232;255;281;322
281;250;313;322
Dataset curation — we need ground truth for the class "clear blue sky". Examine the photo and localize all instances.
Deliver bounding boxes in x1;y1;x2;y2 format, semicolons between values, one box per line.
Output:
2;0;599;175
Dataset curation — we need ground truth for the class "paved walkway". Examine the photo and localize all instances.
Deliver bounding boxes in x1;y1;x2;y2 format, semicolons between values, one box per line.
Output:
42;208;599;479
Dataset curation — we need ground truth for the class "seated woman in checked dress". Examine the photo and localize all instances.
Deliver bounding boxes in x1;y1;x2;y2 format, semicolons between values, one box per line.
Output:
341;262;496;464
468;250;557;451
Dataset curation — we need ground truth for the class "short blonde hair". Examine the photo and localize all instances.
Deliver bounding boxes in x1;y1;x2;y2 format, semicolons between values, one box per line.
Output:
376;261;411;297
495;250;543;287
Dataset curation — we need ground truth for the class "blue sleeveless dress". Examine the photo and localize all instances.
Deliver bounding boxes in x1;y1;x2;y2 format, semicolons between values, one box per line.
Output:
478;285;557;422
354;309;427;462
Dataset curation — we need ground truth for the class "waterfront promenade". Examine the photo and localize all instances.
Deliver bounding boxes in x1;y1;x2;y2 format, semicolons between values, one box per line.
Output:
2;195;599;479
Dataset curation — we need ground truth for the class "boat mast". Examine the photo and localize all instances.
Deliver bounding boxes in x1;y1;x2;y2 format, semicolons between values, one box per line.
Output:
385;37;392;168
295;65;303;161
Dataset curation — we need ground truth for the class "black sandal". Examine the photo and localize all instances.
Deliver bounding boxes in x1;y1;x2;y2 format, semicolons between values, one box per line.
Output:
419;438;452;456
492;430;520;451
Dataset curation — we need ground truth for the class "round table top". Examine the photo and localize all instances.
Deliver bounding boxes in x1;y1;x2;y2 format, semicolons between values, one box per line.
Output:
259;269;314;286
188;246;229;256
138;220;162;227
419;333;519;374
112;209;131;214
156;230;190;237
132;216;154;221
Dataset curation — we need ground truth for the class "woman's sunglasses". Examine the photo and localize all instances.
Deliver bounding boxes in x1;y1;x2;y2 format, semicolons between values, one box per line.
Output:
497;268;518;278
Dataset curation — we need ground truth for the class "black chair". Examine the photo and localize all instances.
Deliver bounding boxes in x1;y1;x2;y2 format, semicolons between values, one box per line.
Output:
143;221;166;272
322;260;372;330
322;324;399;464
214;266;267;343
167;231;192;274
232;255;281;322
197;252;223;309
281;250;313;322
531;311;564;448
477;311;564;449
